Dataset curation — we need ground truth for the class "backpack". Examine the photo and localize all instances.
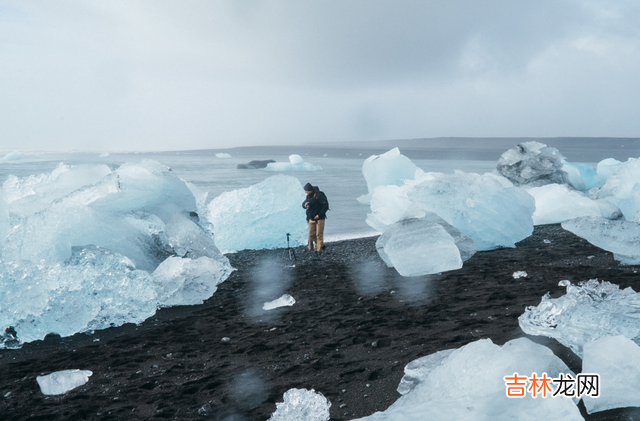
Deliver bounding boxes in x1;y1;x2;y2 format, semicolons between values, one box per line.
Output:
313;186;330;213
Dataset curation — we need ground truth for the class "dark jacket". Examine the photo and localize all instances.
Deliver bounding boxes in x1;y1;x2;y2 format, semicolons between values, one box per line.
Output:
302;187;328;221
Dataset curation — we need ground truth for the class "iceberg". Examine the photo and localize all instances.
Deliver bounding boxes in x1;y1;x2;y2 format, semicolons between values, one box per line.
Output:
375;215;476;276
1;161;232;349
37;369;93;395
562;216;640;264
263;294;296;310
268;388;330;421
526;184;604;225
358;148;418;204
582;335;640;414
0;151;21;162
206;175;307;252
264;154;322;171
496;141;570;187
354;338;582;421
215;153;231;158
519;279;640;357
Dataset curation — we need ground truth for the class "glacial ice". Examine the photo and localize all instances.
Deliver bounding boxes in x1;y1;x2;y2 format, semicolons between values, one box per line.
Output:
268;388;331;421
582;335;640;414
263;294;296;310
513;271;528;279
409;171;535;250
595;157;640;219
375;216;476;276
37;369;93;395
562;217;640;264
0;151;21;162
0;160;233;349
496;141;570;187
354;338;582;421
596;158;623;180
215;153;231;158
206;175;307;252
519;279;640;357
152;255;233;307
562;162;601;191
264;154;322;171
367;169;535;250
526;184;603;225
358;148;418;204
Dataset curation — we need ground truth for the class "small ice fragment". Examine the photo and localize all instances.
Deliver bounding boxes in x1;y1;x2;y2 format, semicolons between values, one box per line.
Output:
99;152;109;158
37;369;93;395
221;337;231;344
215;153;231;158
268;388;331;421
263;294;296;311
543;239;551;244
264;155;322;171
512;271;528;279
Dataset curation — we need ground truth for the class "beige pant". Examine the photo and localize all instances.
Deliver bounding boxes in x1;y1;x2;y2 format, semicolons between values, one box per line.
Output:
308;219;325;252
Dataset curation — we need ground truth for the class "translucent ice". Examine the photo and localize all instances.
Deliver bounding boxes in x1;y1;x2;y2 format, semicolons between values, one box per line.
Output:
562;162;601;191
582;335;640;414
152;255;234;307
497;141;570;187
354;338;582;421
263;294;296;310
376;216;476;276
358;148;419;204
0;245;158;346
409;171;535;250
368;171;535;250
596;158;623;180
526;184;602;225
0;161;232;349
595;158;640;219
37;369;93;395
562;217;640;264
206;175;307;252
519;279;640;357
264;155;322;171
268;388;330;421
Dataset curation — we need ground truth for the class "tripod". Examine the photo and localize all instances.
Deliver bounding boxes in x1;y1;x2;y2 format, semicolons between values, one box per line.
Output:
285;233;296;263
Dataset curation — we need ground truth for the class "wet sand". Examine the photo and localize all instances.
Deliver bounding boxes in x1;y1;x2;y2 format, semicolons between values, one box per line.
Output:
2;224;640;420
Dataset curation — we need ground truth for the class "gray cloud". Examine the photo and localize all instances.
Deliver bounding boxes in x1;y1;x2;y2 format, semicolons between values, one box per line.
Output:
1;0;639;151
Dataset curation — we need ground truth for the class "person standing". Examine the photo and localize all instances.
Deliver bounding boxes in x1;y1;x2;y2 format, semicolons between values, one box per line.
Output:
302;182;329;253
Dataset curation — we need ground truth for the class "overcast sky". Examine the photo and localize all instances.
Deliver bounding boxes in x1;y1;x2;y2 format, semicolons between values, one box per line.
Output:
1;1;640;151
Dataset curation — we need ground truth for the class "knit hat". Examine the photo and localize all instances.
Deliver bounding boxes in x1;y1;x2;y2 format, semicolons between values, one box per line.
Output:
303;182;313;191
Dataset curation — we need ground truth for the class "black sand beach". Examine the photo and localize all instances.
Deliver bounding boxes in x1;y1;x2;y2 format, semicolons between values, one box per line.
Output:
2;224;640;421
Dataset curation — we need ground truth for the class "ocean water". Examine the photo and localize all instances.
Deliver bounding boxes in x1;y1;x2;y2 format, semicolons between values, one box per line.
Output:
0;149;497;242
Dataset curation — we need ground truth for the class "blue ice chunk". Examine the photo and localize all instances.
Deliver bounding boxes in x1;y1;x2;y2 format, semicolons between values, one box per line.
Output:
206;175;307;252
